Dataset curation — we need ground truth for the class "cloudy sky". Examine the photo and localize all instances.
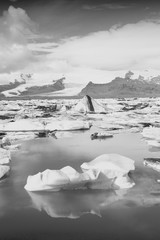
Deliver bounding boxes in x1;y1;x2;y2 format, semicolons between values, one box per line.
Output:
1;0;160;84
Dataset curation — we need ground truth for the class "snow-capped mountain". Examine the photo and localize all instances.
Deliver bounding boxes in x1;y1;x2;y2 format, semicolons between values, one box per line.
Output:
1;70;160;98
1;74;66;97
79;71;160;98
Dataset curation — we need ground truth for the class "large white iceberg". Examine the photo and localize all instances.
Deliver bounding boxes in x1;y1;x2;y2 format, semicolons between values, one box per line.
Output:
24;166;99;192
81;154;135;189
24;154;135;192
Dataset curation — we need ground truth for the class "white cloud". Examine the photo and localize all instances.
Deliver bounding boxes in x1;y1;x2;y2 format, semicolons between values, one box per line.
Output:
49;21;160;73
1;6;160;86
0;6;37;74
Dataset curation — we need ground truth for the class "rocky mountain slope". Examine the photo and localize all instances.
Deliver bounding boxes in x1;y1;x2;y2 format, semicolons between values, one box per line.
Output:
79;71;160;98
0;75;65;97
20;78;65;96
0;76;26;93
2;71;160;99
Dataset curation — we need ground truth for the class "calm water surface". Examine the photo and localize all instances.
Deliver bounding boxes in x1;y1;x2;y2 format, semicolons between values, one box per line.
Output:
1;129;160;240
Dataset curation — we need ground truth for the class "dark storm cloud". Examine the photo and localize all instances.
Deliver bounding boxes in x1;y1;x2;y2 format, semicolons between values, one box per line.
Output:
17;0;159;41
1;0;160;10
83;3;134;11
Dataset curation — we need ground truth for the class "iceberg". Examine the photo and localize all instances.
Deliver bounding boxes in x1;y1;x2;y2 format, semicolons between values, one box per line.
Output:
96;123;124;131
24;166;100;192
81;154;135;189
142;127;160;140
24;154;135;192
73;95;106;113
144;158;160;172
141;127;160;147
0;148;11;165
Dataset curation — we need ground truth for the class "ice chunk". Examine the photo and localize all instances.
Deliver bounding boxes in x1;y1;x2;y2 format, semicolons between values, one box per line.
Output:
24;154;135;192
46;120;91;131
81;154;135;189
0;165;10;179
73;95;106;113
0;119;43;132
24;169;70;192
0;148;11;164
146;140;160;147
144;158;160;172
24;166;100;192
142;127;160;140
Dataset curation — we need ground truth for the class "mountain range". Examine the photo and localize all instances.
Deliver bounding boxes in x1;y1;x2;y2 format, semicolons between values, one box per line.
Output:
1;71;160;98
79;71;160;98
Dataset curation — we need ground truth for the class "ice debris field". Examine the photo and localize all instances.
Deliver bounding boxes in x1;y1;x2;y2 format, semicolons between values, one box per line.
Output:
1;95;160;193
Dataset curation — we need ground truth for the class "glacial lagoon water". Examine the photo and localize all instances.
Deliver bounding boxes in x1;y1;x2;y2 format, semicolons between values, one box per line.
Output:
1;128;160;240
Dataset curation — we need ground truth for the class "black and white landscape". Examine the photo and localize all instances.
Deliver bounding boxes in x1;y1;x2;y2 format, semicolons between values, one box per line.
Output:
1;0;160;240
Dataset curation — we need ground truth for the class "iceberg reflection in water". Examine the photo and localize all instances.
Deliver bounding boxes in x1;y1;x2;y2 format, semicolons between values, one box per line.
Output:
27;189;127;219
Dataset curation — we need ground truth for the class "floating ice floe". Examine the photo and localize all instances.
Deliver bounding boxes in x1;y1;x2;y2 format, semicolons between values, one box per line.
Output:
0;165;10;179
2;144;21;151
0;148;11;164
81;154;135;189
144;158;160;172
55;131;73;139
24;154;135;192
141;127;160;147
3;132;35;142
141;127;160;140
96;123;124;131
122;102;149;111
46;120;91;131
24;166;99;192
1;136;21;150
0;119;91;132
0;111;16;120
5;103;21;111
1;132;35;150
0;119;44;132
145;140;160;148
